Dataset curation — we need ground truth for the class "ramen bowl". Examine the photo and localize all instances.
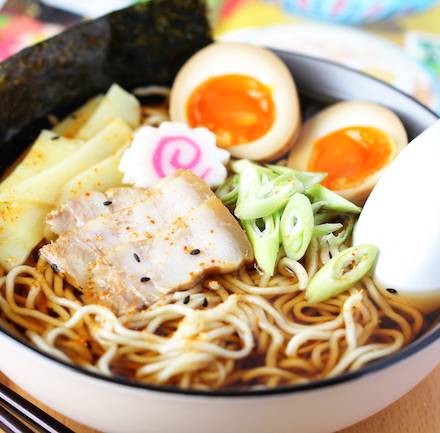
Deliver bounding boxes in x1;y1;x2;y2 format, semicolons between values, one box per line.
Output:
0;2;438;433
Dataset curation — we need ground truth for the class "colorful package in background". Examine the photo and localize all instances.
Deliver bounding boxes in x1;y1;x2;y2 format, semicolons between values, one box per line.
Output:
407;32;440;77
0;0;80;61
266;0;437;24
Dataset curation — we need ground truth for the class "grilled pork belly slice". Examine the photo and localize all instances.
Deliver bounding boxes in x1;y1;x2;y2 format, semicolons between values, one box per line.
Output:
47;191;108;236
40;171;214;287
47;170;214;235
47;187;149;235
87;197;253;314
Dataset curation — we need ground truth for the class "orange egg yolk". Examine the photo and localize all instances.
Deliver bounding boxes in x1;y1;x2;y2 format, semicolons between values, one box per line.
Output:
186;74;275;148
308;126;393;191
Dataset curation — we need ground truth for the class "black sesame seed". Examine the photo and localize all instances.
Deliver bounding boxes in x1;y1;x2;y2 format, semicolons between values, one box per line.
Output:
386;288;398;294
133;253;141;263
51;135;60;141
103;200;112;206
50;263;60;274
246;262;257;271
190;249;201;256
183;295;190;304
202;298;208;308
140;277;150;283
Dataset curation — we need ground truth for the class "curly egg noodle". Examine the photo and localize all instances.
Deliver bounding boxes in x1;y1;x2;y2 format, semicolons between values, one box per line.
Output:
0;237;422;390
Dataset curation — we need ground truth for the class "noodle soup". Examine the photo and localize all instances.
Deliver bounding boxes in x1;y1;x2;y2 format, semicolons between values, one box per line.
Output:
0;42;434;392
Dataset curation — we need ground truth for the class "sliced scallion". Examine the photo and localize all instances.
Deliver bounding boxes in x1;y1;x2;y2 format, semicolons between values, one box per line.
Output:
216;174;239;207
313;215;355;244
230;159;249;174
314;211;339;225
266;164;326;191
231;159;273;176
281;193;314;261
306;244;378;303
241;212;280;276
311;200;327;214
235;165;297;219
313;223;343;238
328;215;355;246
305;184;361;214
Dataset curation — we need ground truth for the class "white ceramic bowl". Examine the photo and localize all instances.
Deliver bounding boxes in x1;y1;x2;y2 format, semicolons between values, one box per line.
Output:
0;50;438;433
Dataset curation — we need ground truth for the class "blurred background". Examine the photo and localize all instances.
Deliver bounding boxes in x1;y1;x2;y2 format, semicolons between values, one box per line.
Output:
0;0;439;113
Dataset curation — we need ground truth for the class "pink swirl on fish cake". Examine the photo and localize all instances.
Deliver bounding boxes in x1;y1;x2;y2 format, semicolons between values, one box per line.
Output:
153;135;212;180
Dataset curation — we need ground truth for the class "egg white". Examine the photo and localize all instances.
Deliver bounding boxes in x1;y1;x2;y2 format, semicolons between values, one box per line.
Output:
170;42;301;161
288;101;408;204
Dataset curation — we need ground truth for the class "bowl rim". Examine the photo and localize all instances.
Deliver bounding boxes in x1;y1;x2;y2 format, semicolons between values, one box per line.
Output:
0;50;439;398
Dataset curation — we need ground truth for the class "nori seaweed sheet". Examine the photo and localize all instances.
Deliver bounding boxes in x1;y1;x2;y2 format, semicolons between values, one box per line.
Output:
0;0;212;173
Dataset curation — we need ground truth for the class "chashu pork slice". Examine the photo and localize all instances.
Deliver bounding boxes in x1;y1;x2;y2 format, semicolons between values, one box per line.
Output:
47;187;150;235
86;197;253;315
40;171;214;288
47;170;216;235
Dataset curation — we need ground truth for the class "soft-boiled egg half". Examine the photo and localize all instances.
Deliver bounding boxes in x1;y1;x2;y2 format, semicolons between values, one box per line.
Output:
288;101;408;204
170;42;301;161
